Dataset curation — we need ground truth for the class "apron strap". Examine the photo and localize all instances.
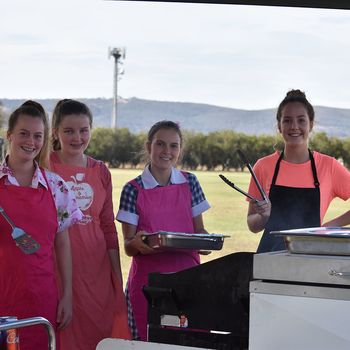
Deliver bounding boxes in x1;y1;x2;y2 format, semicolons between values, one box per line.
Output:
309;149;320;187
129;179;142;190
271;150;320;188
180;171;189;180
271;151;284;186
40;167;51;188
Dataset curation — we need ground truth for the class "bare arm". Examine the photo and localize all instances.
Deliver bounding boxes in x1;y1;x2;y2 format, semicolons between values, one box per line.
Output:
98;163;124;282
247;200;271;233
54;230;72;330
108;249;123;285
323;210;350;227
193;214;208;233
122;222;154;256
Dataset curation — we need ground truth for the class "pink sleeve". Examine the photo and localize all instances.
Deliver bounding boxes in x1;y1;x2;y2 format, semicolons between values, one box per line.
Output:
97;161;119;250
331;158;350;200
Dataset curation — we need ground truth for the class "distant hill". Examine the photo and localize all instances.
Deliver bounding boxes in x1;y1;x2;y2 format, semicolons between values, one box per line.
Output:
1;97;350;137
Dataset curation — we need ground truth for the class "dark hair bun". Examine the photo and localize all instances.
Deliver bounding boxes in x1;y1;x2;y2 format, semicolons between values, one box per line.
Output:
276;88;314;122
285;89;306;99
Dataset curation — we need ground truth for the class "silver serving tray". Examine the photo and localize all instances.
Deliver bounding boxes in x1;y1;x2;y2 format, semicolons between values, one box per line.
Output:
142;231;226;251
270;227;350;255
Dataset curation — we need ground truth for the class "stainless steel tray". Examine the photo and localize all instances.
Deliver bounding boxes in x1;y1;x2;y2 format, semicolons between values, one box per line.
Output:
270;227;350;255
142;231;226;250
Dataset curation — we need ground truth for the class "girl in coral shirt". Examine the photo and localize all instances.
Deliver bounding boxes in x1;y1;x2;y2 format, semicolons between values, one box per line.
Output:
247;90;350;253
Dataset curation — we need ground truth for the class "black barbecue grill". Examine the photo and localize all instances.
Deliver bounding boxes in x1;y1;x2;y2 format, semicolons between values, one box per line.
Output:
143;252;254;350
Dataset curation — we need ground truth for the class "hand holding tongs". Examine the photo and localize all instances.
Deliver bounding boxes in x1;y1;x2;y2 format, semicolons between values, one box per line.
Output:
237;149;269;202
219;174;259;203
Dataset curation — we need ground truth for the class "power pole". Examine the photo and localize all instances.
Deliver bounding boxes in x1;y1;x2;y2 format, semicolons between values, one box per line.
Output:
108;47;126;129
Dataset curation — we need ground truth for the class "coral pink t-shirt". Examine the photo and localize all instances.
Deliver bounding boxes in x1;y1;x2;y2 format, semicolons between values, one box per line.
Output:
248;151;350;222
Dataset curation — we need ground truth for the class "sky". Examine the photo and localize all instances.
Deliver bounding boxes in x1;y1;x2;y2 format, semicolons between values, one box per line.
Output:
1;0;350;110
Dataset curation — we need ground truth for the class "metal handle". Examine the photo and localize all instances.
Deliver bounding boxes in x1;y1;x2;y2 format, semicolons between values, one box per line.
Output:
0;206;15;229
0;316;56;350
329;269;350;277
237;149;269;202
219;174;258;202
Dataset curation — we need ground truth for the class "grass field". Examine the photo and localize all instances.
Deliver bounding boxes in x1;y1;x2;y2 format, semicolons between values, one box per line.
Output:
110;168;349;281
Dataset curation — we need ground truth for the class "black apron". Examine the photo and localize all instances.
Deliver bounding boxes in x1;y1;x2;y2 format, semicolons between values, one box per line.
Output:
257;150;321;253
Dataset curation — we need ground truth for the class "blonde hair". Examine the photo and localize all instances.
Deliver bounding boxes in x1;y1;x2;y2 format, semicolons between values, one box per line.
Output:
144;120;185;163
51;99;93;151
8;100;49;168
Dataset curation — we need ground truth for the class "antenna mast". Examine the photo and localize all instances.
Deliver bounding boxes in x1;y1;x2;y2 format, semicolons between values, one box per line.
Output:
108;47;126;129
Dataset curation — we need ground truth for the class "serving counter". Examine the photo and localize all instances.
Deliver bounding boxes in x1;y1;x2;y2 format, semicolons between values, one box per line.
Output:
249;251;350;350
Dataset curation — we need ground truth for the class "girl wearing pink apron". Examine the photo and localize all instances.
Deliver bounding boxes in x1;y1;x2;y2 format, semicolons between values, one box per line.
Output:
117;121;210;341
0;172;58;349
50;154;130;349
50;99;130;350
0;101;82;350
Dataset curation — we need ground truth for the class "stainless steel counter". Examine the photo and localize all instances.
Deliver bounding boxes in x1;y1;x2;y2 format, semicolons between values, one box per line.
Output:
249;251;350;350
253;250;350;286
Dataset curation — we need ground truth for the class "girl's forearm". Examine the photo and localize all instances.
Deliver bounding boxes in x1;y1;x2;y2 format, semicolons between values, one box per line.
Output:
55;230;72;297
108;249;123;285
247;213;269;233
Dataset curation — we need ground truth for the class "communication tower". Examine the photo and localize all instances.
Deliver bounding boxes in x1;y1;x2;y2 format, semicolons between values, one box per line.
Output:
108;47;126;129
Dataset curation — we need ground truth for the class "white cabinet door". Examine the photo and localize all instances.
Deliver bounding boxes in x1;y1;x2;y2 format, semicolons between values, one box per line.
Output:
250;292;350;350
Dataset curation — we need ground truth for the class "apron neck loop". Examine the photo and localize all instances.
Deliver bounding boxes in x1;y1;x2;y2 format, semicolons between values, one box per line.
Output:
271;151;284;186
271;149;319;188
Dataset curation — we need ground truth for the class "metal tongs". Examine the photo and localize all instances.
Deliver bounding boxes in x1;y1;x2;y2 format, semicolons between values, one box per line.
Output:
219;174;259;203
237;149;269;202
219;150;269;203
0;206;40;254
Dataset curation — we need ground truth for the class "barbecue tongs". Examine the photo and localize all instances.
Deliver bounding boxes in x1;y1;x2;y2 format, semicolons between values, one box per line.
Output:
219;150;269;203
237;149;268;202
219;174;259;202
0;206;41;254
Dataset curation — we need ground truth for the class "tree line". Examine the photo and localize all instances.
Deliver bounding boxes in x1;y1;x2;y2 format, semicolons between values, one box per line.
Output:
0;109;348;169
87;127;350;170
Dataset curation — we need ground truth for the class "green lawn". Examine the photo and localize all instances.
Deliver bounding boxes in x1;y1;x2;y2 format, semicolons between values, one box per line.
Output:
111;168;349;281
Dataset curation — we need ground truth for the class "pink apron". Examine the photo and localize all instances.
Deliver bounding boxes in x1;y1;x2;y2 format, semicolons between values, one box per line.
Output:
50;155;130;350
128;178;200;341
0;171;58;350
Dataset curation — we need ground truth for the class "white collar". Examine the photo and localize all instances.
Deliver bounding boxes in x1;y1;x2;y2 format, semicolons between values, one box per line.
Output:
141;164;187;189
0;158;48;189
